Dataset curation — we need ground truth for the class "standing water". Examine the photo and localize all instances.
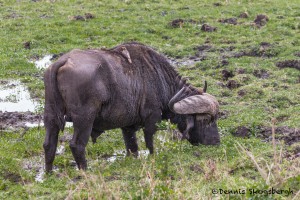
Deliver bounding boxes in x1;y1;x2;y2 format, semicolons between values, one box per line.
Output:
0;80;39;112
33;55;53;70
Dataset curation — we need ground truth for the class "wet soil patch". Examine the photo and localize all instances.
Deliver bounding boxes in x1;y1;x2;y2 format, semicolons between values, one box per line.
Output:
23;41;31;49
237;89;247;97
0;111;42;129
221;69;234;81
213;2;222;6
169;19;184;28
3;172;22;183
221;59;229;66
215;59;230;68
254;14;269;27
84;13;95;19
218;18;238;25
285;150;300;160
169;57;203;67
233;43;278;58
194;45;213;52
51;53;65;61
71;15;85;21
216;81;225;88
4;12;22;19
169;45;214;67
162;35;171;40
201;24;217;32
226;79;240;89
59;132;73;143
286;146;300;160
189;164;204;173
232;126;251;138
276;60;300;70
237;68;246;74
187;19;198;24
258;126;300;145
253;69;270;79
169;19;201;28
218;110;229;119
193;151;201;158
69;13;95;21
194;44;213;52
193;44;213;60
219;46;236;53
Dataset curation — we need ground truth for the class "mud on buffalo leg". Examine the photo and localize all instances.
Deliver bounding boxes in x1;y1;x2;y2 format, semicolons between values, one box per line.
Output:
69;112;95;170
122;126;139;157
143;110;161;154
43;116;60;172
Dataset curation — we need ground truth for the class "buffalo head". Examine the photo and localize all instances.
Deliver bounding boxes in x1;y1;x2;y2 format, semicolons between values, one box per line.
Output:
169;87;220;145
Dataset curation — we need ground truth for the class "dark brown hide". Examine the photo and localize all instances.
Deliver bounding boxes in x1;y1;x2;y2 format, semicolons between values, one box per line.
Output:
43;42;219;172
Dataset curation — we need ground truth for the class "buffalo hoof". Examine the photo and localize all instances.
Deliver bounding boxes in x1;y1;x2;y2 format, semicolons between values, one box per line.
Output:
45;163;54;173
77;162;87;170
126;150;139;157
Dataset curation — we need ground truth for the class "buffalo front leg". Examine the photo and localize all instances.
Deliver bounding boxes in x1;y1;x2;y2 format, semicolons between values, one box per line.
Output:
70;114;94;170
122;126;139;157
143;111;161;154
43;118;60;173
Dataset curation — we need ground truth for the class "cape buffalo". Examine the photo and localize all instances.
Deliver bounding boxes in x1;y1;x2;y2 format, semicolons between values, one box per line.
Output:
43;42;220;172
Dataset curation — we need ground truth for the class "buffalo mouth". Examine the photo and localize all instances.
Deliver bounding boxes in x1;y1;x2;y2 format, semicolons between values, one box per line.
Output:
188;119;220;146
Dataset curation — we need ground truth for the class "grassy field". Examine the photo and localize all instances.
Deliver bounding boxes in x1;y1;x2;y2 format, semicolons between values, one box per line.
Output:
0;0;299;199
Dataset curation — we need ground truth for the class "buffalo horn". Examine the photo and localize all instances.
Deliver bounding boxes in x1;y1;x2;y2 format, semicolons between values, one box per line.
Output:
172;93;219;116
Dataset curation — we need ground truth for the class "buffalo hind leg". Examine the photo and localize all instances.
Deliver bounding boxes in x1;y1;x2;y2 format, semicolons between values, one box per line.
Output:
43;117;60;172
122;126;139;157
70;113;95;170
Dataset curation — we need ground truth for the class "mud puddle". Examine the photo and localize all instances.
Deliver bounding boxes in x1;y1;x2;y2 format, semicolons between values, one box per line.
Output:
0;80;43;129
23;142;67;183
157;134;167;144
169;57;202;68
23;155;47;183
103;149;150;163
24;121;73;128
31;55;53;70
0;111;42;129
0;80;40;112
0;55;53;129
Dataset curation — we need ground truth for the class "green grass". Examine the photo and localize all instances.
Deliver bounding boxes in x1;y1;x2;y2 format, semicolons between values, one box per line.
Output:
0;0;300;199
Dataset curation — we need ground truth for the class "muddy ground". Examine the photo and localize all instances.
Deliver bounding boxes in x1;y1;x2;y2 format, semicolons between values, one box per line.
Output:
0;111;42;129
2;110;299;154
233;126;300;145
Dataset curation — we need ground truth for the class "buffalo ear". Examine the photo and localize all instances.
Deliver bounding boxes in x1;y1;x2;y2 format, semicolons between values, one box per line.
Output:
172;93;219;117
